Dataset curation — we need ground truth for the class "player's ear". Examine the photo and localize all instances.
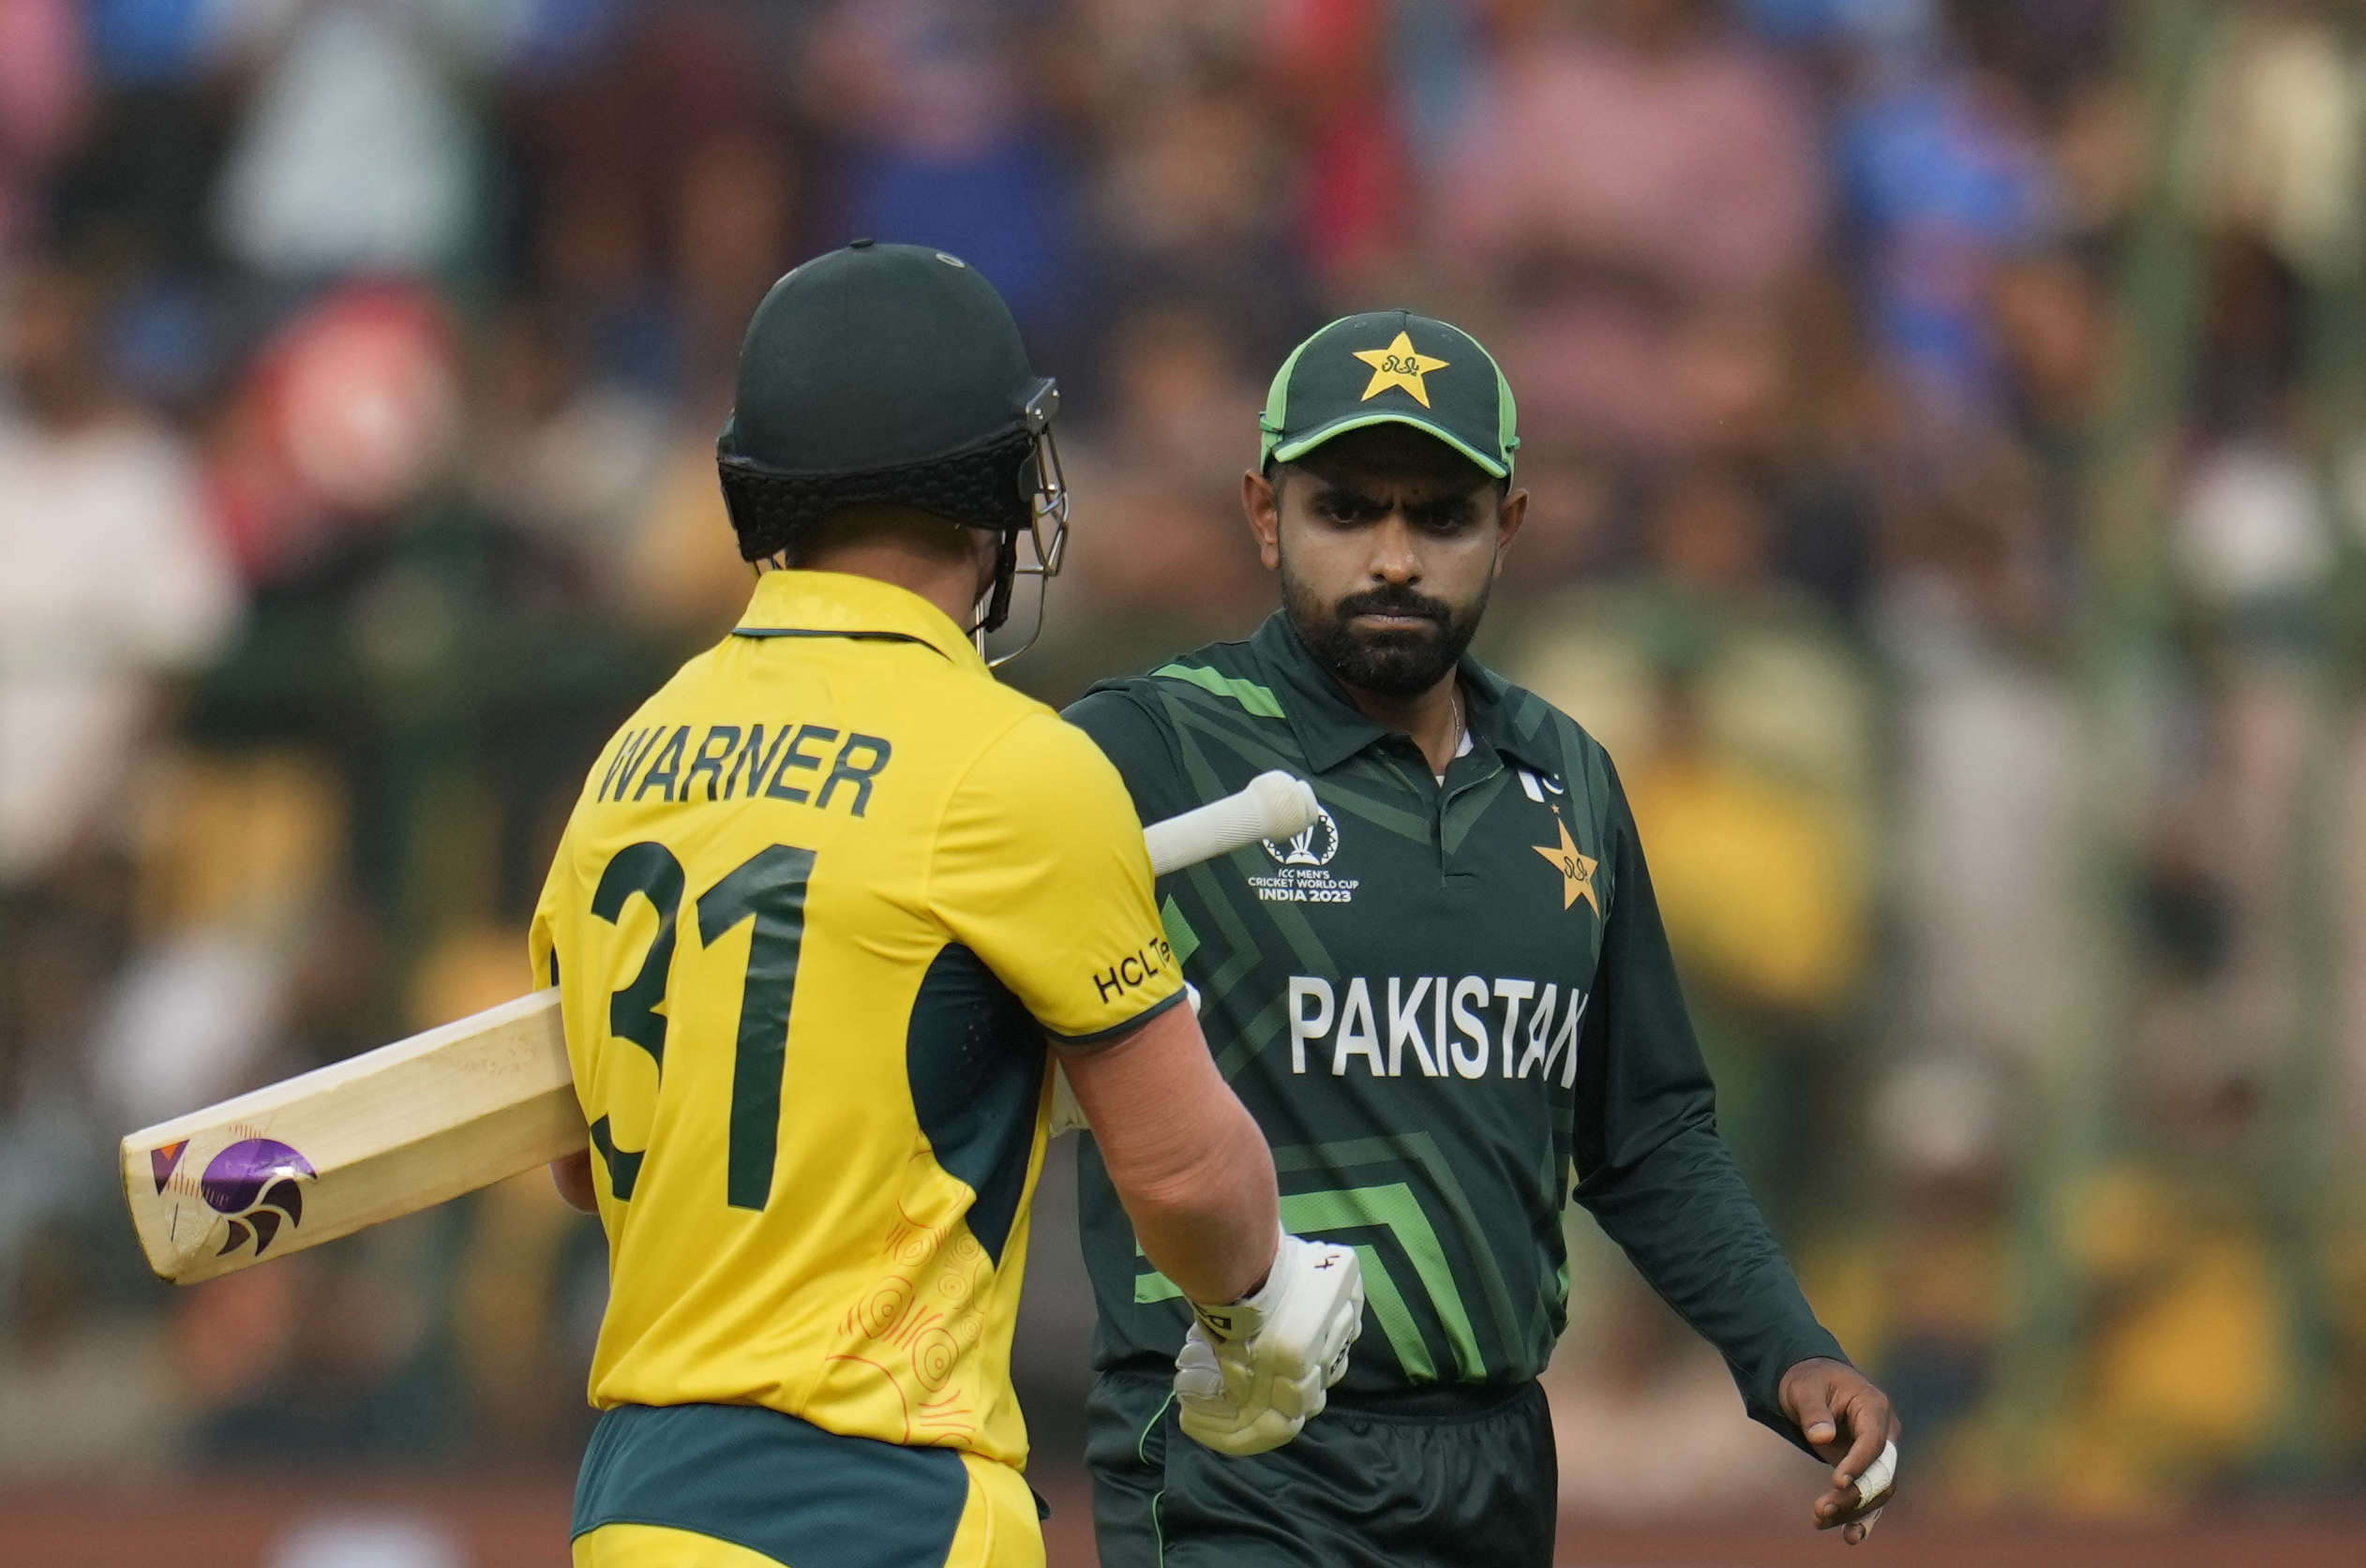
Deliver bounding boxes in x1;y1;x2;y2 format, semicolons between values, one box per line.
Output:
1491;486;1528;577
963;522;1002;600
1243;468;1282;572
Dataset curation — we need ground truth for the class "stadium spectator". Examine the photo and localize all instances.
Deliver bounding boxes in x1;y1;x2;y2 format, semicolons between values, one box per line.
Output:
1438;0;1826;454
801;0;1079;337
0;258;236;890
0;0;82;261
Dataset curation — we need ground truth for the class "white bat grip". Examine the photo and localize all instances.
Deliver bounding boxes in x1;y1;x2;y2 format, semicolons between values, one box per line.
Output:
1144;770;1321;876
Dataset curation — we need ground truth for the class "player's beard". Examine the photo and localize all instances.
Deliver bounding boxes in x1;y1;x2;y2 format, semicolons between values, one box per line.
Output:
1280;559;1490;698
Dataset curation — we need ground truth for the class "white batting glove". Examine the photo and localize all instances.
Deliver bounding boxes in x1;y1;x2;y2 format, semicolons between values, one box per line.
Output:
1174;1233;1363;1456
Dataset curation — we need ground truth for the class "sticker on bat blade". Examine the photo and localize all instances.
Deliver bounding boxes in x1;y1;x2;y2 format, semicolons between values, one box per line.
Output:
199;1139;315;1259
151;1140;189;1192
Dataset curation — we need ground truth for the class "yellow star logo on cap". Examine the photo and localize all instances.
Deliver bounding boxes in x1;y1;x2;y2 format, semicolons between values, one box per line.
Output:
1353;331;1449;408
1533;817;1600;916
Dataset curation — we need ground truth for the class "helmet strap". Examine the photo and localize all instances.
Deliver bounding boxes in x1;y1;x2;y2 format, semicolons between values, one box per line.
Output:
972;527;1020;643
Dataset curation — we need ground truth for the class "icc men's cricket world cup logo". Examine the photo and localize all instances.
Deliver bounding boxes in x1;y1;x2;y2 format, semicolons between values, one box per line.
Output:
1265;806;1340;868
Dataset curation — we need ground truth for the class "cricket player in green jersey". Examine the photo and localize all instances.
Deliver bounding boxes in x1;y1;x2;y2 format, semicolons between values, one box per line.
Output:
1062;311;1900;1566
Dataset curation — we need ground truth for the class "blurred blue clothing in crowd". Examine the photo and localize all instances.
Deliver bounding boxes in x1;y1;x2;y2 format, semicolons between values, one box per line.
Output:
83;0;225;84
498;0;641;81
99;272;219;406
1836;68;2052;428
1739;0;1939;52
1391;0;1484;177
838;139;1074;335
811;0;1079;336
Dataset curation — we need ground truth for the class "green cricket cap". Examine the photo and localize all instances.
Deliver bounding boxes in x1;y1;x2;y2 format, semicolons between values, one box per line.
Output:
1258;309;1519;480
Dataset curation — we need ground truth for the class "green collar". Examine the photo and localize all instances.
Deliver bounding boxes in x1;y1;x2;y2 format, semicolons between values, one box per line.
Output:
1246;611;1558;780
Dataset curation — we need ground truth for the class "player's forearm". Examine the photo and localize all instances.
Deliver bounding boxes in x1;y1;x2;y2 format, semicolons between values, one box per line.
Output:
1572;776;1844;1438
1060;1001;1281;1305
1115;1132;1279;1307
1578;1120;1842;1440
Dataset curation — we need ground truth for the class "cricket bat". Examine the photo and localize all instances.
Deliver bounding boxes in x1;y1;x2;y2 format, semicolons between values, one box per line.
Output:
123;769;1320;1285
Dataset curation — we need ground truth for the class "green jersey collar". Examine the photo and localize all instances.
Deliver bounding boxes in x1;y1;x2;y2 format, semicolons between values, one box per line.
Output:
1247;612;1561;780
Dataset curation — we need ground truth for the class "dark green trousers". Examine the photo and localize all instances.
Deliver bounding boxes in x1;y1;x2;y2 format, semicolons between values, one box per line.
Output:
1085;1369;1557;1568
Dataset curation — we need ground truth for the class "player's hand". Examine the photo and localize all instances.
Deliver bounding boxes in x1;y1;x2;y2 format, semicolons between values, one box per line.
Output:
1174;1233;1363;1456
549;1148;600;1213
1778;1357;1900;1544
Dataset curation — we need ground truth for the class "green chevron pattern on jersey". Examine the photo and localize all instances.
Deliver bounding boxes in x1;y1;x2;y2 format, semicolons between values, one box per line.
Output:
1127;1131;1516;1383
1133;1183;1480;1381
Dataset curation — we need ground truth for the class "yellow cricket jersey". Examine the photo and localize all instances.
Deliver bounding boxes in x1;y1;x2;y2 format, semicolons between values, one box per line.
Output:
530;570;1183;1470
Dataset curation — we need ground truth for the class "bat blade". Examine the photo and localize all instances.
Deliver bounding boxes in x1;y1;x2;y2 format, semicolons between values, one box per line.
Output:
124;771;1318;1282
121;990;577;1284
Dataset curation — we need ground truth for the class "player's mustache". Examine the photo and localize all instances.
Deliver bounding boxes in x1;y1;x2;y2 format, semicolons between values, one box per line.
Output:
1330;588;1454;631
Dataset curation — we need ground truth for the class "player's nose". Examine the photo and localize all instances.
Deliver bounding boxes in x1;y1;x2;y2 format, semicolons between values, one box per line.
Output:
1368;515;1422;582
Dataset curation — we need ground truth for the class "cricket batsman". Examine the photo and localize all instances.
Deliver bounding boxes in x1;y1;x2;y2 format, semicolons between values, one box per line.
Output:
1064;310;1901;1565
528;243;1361;1568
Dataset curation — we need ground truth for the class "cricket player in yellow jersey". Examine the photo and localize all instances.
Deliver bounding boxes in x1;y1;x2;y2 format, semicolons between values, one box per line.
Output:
530;243;1362;1568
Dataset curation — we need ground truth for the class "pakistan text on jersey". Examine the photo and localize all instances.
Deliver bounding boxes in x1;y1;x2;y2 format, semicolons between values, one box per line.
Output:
1286;976;1587;1087
596;724;893;816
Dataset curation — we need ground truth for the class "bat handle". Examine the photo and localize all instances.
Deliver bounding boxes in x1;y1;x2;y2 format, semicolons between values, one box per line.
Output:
1144;770;1321;877
1056;772;1318;1138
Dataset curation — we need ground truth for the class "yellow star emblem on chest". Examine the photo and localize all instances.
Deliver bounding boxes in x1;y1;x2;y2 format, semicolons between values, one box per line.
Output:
1353;331;1449;408
1533;817;1600;916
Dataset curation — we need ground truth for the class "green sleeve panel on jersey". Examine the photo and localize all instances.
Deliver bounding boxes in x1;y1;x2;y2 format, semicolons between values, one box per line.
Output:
1160;896;1201;964
1150;663;1288;718
1574;756;1846;1446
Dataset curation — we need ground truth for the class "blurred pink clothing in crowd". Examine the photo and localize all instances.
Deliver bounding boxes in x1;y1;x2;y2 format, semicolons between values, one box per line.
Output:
0;0;85;257
1440;18;1823;453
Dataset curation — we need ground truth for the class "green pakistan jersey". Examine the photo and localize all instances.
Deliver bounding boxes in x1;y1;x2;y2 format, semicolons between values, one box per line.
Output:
1063;612;1844;1436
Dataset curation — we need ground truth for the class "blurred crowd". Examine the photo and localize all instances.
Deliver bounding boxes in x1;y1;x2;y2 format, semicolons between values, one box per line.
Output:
6;0;2366;1525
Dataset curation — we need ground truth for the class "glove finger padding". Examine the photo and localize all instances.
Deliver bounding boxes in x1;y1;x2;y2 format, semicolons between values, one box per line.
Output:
1176;1325;1312;1455
1174;1235;1365;1457
1172;1324;1227;1402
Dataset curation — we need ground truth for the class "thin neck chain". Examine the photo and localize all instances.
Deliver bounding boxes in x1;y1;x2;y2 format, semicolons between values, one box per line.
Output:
1436;682;1465;780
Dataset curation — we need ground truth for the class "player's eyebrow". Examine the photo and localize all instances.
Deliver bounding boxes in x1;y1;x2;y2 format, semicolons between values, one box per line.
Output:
1404;492;1483;529
1308;482;1478;526
1308;482;1391;520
